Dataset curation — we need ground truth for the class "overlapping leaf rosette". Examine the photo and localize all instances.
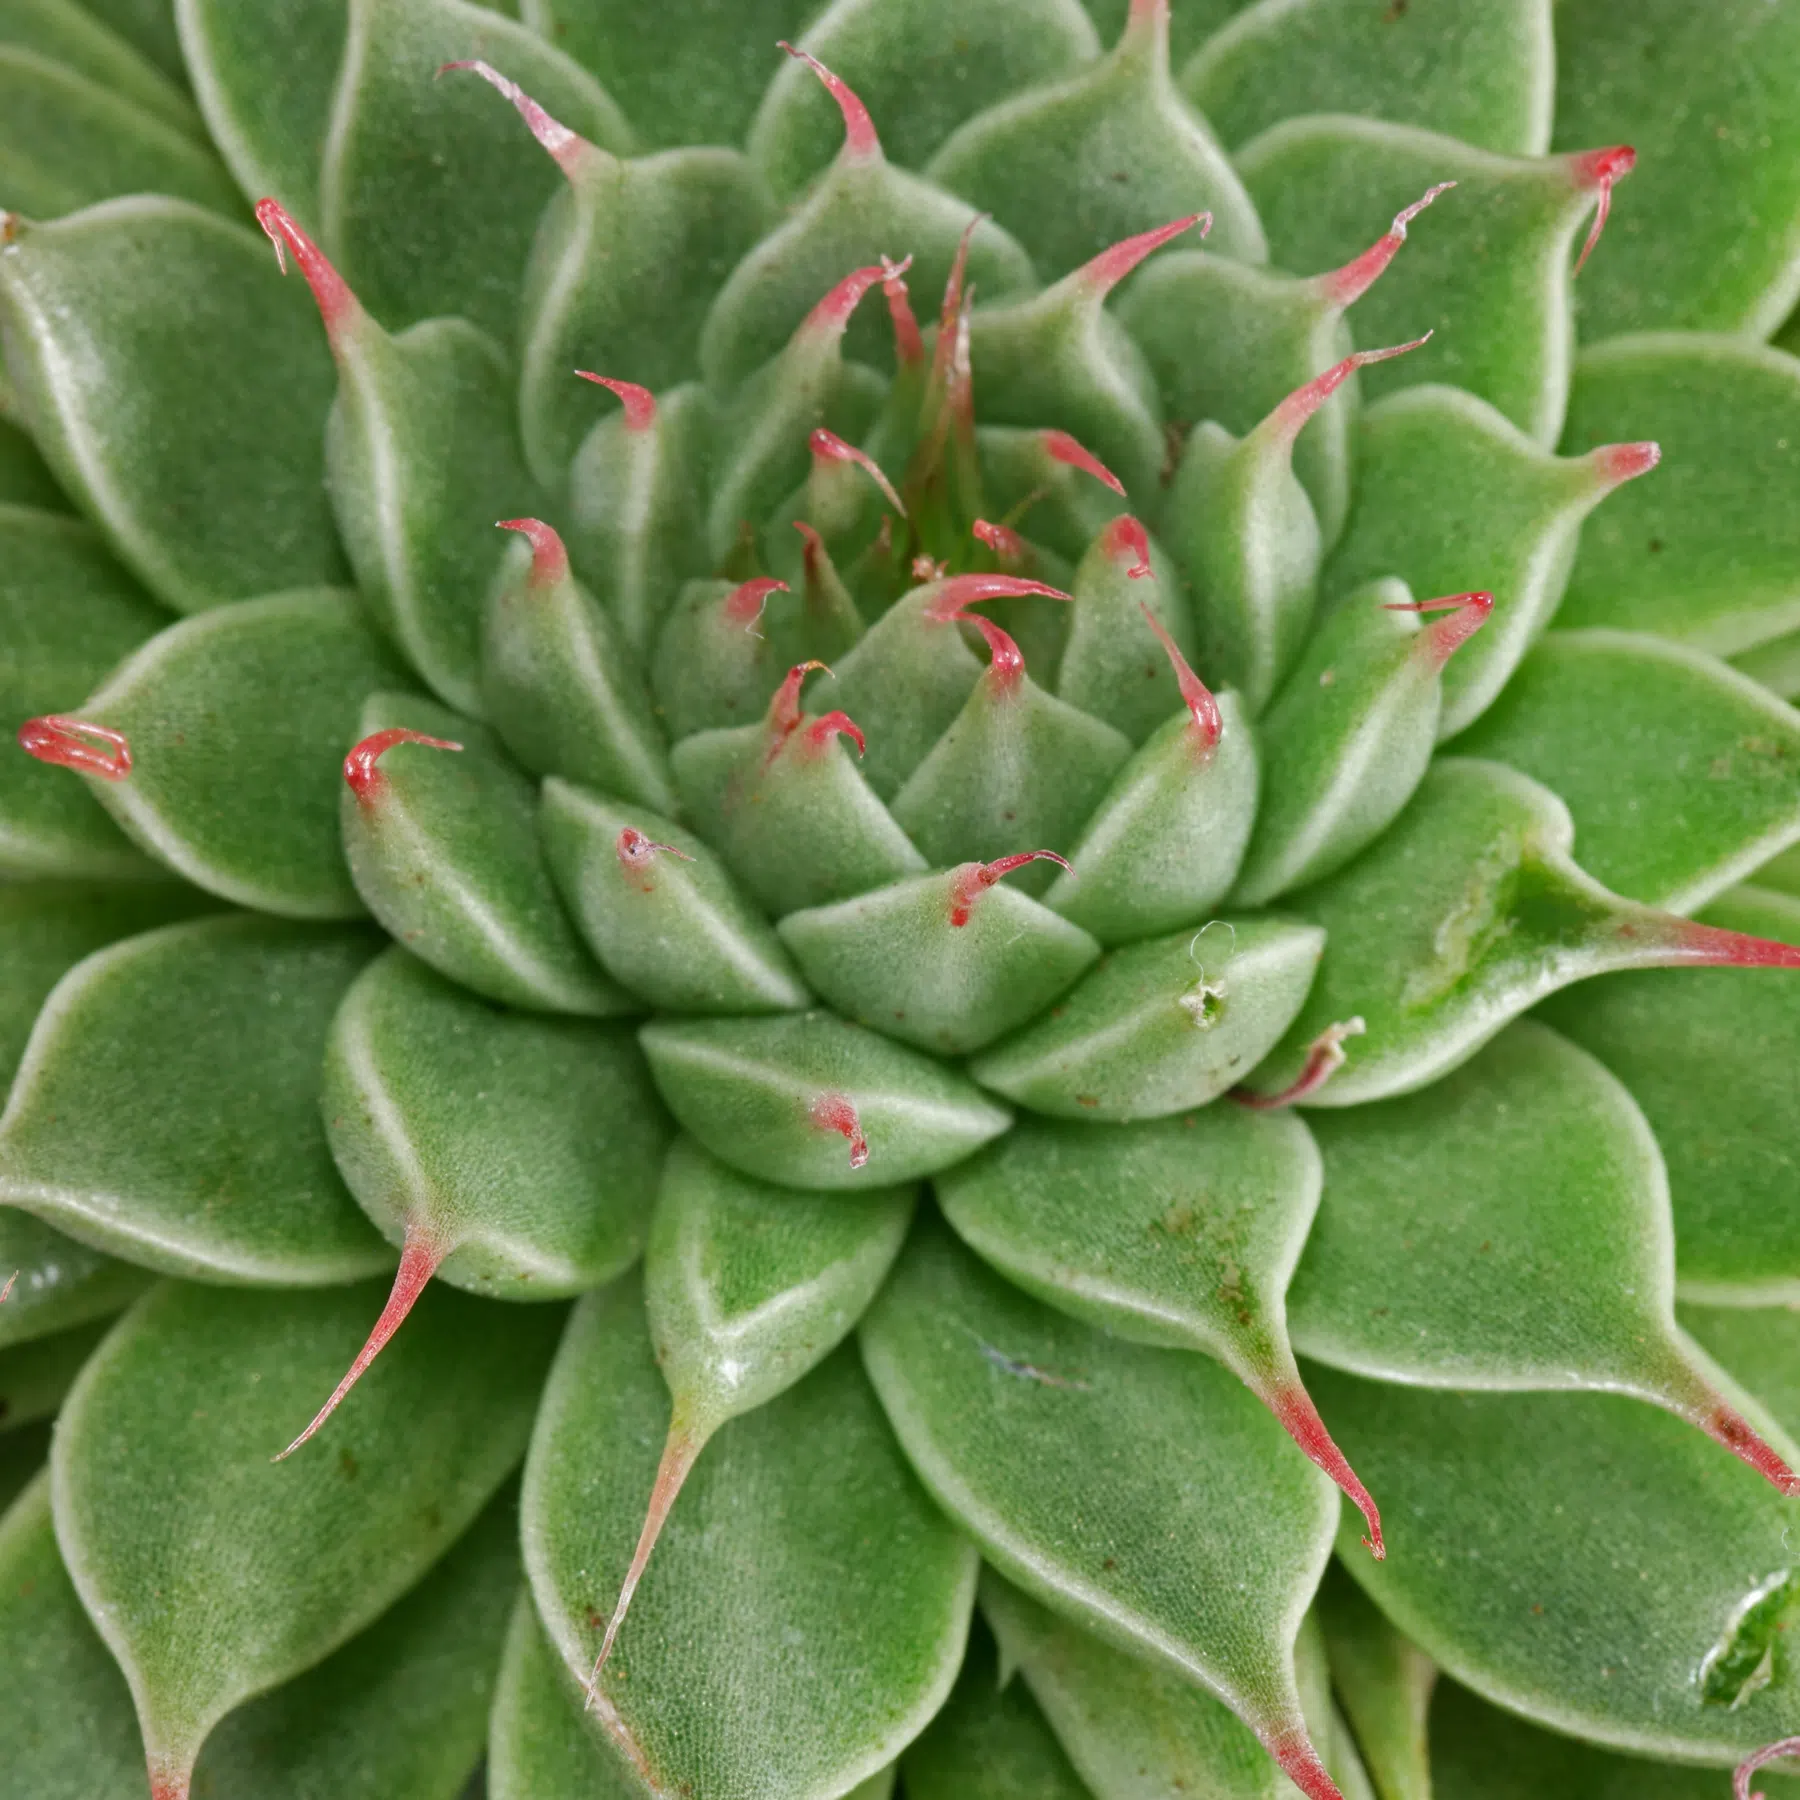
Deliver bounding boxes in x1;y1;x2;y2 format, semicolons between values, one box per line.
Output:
7;2;1800;1797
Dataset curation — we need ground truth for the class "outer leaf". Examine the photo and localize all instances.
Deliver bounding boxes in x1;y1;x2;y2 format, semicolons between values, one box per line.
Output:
6;0;201;137
0;1315;110;1434
0;1420;50;1514
51;1280;560;1797
0;198;348;612
0;411;68;509
0;915;391;1283
523;1277;978;1800
0;1208;152;1352
78;0;184;83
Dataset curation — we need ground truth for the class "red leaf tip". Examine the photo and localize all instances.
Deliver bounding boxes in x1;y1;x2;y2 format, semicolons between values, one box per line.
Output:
778;41;881;160
1265;1379;1384;1558
1567;145;1635;275
804;256;909;339
1269;335;1431;445
343;727;462;804
947;851;1072;926
1236;1017;1366;1110
255;198;360;339
1738;1740;1800;1800
810;428;906;515
1701;1404;1800;1497
724;576;787;629
879;255;926;365
1319;180;1456;308
973;518;1027;564
496;517;570;586
809;1092;869;1168
1042;430;1126;496
1262;1722;1350;1800
575;371;656;430
1386;589;1493;669
921;573;1075;623
1077;213;1208;297
1101;514;1153;579
1588;439;1661;488
616;827;693;877
18;715;131;781
440;59;591;177
1137;603;1221;752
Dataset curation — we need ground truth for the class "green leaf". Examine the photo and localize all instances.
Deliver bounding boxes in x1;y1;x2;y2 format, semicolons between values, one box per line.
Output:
540;781;810;1014
0;1207;152;1351
1457;631;1800;911
51;1277;561;1797
0;410;68;509
0;198;349;613
523;1276;978;1800
1551;0;1800;337
0;1421;50;1514
1539;885;1800;1304
79;590;411;917
0;914;391;1283
1556;334;1800;656
860;1218;1343;1798
7;0;202;138
341;691;629;1015
1315;1564;1435;1800
968;916;1323;1120
78;0;185;84
1181;0;1553;157
0;1315;109;1433
640;1010;1012;1190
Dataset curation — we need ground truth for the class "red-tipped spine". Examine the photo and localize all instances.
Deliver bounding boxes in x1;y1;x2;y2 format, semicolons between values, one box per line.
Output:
255;198;361;343
765;660;830;741
778;41;881;160
1101;515;1153;579
18;715;131;780
1042;430;1127;496
973;519;1027;564
1261;1721;1349;1800
1266;336;1432;448
274;1230;444;1460
1738;1739;1800;1800
440;59;594;177
1263;1378;1384;1558
0;1271;15;1305
496;517;571;586
1567;145;1635;276
805;710;866;756
1076;213;1209;299
575;371;656;431
810;428;906;515
724;576;787;630
946;851;1072;927
921;573;1074;622
343;728;462;806
1585;439;1661;490
880;255;926;367
616;828;693;893
1386;590;1494;671
1236;1018;1367;1110
1138;603;1222;755
1636;919;1800;971
1316;182;1456;309
1697;1404;1800;1497
810;1093;869;1169
804;257;909;341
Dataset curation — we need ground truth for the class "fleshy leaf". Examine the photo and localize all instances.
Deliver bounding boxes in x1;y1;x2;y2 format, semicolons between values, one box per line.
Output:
1539;885;1800;1305
640;1011;1012;1190
652;576;803;738
1316;1565;1436;1800
1237;121;1632;444
7;0;200;138
0;1316;111;1434
0;505;169;879
523;1277;978;1800
1458;631;1800;911
482;520;676;811
777;859;1101;1055
77;0;185;84
0;914;390;1282
0;1421;48;1516
51;1278;561;1799
1288;1019;1800;1492
540;781;811;1014
1556;335;1800;656
968;915;1323;1120
0;412;68;510
0;197;348;612
1182;0;1554;156
861;1219;1346;1800
341;692;628;1015
1322;385;1655;737
927;0;1263;277
74;589;411;917
0;1208;151;1353
319;0;631;341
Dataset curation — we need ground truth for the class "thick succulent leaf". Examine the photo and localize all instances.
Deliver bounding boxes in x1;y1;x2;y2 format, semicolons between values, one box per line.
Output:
1304;1363;1800;1764
861;1219;1342;1796
322;944;668;1295
641;1011;1012;1190
540;781;810;1014
0;914;390;1282
0;47;238;217
0;1420;50;1516
1539;885;1800;1304
1237;122;1621;445
969;916;1323;1120
1458;631;1800;911
750;0;1099;198
341;691;628;1015
51;1280;561;1796
0;1315;110;1433
1552;0;1800;337
0;410;68;509
778;866;1101;1055
0;506;169;878
1557;334;1800;655
77;0;184;84
78;590;410;917
0;1207;151;1351
927;0;1264;277
523;1277;978;1800
1315;1565;1435;1800
6;0;201;137
1182;0;1553;156
320;0;629;340
0;198;348;612
1320;384;1652;738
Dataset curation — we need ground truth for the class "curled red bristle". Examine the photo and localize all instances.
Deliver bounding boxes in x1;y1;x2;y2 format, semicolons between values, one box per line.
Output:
1265;1380;1385;1558
809;1092;869;1169
810;427;906;515
950;611;1026;686
616;827;692;871
1586;439;1661;489
1042;430;1126;496
1101;515;1153;579
274;1230;444;1460
1076;213;1209;298
946;851;1072;927
1567;144;1635;275
764;661;831;757
938;214;983;338
778;41;880;160
1385;590;1494;670
496;517;570;586
1262;1721;1349;1800
343;728;462;805
440;59;591;177
805;256;910;339
254;198;360;340
1236;1018;1366;1109
1267;336;1431;446
880;255;925;366
0;1271;15;1305
972;519;1027;563
575;371;656;431
921;573;1075;622
1738;1739;1800;1800
1317;181;1456;308
18;715;131;781
805;710;866;755
1137;602;1222;753
724;576;787;629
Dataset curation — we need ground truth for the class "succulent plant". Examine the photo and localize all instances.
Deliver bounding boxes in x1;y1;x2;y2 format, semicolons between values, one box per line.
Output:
7;1;1800;1796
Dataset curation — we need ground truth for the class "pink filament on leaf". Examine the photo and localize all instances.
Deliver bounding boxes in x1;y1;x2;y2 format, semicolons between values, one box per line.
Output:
0;1271;15;1305
1586;439;1661;490
616;827;692;872
1738;1739;1800;1800
947;852;1072;926
804;256;910;341
1236;1018;1366;1109
973;519;1027;563
1266;336;1431;448
1137;602;1222;753
810;428;906;515
1076;213;1209;299
18;715;131;781
724;576;787;630
880;255;926;366
1317;182;1456;308
1042;430;1126;496
274;1229;445;1460
496;517;570;586
440;60;591;177
1567;144;1635;275
343;728;462;805
255;198;360;343
575;371;656;431
1101;514;1153;579
810;1092;869;1168
777;41;880;160
1385;590;1494;670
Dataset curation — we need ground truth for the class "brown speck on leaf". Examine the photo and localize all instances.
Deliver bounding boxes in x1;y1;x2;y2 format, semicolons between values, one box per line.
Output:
338;1447;358;1480
1383;0;1408;17
1076;1094;1099;1108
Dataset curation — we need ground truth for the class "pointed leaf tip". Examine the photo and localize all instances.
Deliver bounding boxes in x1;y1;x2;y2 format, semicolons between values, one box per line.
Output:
1264;1381;1384;1559
777;40;881;160
1269;336;1432;444
254;198;359;338
806;710;867;756
1642;918;1800;971
724;576;788;628
496;517;571;586
1699;1403;1800;1497
18;715;132;780
1235;1018;1366;1109
440;59;591;177
1042;430;1127;496
1319;181;1457;308
1588;439;1661;488
804;257;910;338
342;727;463;805
1077;214;1209;297
1384;589;1494;668
879;255;925;365
810;428;906;515
616;827;693;879
809;1092;869;1168
922;573;1075;622
1101;515;1153;579
1136;602;1222;752
1264;1723;1349;1800
973;519;1027;562
1738;1739;1800;1800
947;851;1073;926
766;659;832;739
1567;145;1636;276
575;372;656;430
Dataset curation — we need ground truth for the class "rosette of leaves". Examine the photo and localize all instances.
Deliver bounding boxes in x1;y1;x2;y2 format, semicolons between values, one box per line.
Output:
7;1;1800;1796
